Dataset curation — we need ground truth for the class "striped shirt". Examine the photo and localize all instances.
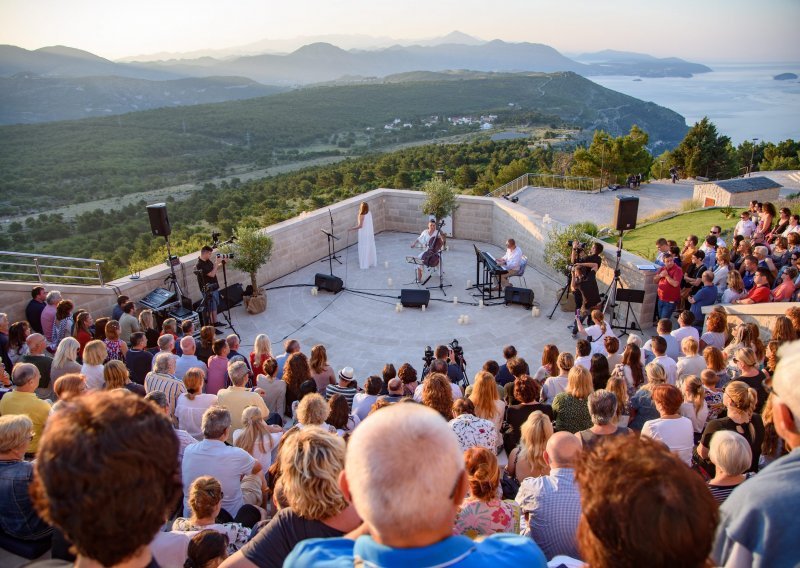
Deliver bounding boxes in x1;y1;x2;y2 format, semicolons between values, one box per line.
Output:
144;372;187;417
324;384;357;410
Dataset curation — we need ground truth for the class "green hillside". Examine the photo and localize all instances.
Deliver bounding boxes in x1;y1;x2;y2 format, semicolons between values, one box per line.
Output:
0;71;687;213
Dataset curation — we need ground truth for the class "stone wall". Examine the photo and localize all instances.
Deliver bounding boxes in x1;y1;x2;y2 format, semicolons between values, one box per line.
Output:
693;184;780;207
701;302;796;342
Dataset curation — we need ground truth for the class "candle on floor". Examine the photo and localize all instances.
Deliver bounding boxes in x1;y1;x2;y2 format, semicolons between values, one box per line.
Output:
453;296;458;305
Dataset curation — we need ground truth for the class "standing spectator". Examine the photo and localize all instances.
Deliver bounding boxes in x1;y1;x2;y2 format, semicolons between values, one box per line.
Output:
516;432;583;560
707;430;754;504
181;406;260;519
552;365;593;433
249;334;274;378
0;363;51;455
654;252;682;319
25;286;47;334
325;366;358;410
49;300;74;351
454;447;521;538
118;301;140;344
176;368;218;440
207;338;230;396
256;359;285;419
19;333;53;398
138;309;159;349
72;311;93;359
641;384;694;466
217;361;269;431
629;362;667;431
40;290;61;344
49;336;82;388
309;344;335;393
713;343;800;567
80;339;107;390
126;331;154;385
175;335;208;381
448;398;497;453
103;320;128;362
144;351;187;419
111;295;129;321
30;390;181;568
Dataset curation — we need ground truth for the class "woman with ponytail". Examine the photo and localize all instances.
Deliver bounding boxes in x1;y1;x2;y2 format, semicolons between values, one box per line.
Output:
233;405;283;472
679;375;709;439
175;368;218;440
575;309;617;356
696;380;765;475
454;446;521;538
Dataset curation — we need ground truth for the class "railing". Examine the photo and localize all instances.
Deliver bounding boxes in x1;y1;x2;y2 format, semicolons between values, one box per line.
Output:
488;173;604;197
0;251;105;286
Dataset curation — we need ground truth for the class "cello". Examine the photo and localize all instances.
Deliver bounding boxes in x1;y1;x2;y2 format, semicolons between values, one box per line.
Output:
421;220;446;268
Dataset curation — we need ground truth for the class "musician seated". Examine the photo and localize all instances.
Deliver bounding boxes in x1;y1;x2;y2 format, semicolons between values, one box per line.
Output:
496;239;522;290
410;219;445;282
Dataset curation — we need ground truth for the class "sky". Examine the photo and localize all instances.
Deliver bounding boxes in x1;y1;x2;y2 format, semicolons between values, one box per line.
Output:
1;0;798;62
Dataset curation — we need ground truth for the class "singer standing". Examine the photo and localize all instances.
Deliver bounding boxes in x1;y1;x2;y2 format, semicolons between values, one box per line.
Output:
350;202;377;269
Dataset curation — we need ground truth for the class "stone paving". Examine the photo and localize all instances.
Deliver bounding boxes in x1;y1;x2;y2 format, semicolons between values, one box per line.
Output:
227;231;585;386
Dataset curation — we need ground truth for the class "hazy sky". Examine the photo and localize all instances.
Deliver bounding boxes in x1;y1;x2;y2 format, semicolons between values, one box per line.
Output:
1;0;798;61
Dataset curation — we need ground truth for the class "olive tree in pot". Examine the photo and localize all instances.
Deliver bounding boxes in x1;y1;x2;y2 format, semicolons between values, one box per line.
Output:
421;178;459;225
230;226;273;314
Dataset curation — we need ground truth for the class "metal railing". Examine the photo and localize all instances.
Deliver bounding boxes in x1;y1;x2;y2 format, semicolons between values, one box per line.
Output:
0;251;105;286
488;172;604;197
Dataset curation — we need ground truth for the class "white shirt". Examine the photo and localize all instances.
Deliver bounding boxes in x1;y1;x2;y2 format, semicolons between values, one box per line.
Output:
652;355;678;385
541;375;568;405
416;228;437;248
181;439;256;517
81;363;105;391
713;264;730;291
500;246;523;271
232;428;283;472
175;393;218;439
583;324;616;356
676;355;707;384
671;326;699;347
679;401;709;433
574;355;592;370
641;417;694;466
734;219;757;238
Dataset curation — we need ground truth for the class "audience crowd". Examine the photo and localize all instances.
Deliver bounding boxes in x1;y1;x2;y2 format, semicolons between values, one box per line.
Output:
0;250;798;567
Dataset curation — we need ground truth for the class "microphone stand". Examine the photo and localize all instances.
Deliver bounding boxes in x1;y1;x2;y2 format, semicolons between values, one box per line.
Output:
320;208;342;276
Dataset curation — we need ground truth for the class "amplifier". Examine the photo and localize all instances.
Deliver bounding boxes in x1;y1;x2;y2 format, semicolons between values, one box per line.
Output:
139;287;177;310
167;307;202;338
400;288;430;308
315;273;344;293
504;286;534;309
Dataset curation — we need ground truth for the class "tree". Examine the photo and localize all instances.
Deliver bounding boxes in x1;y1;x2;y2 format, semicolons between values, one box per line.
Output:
494;159;531;187
231;226;273;302
420;178;459;222
671;117;737;179
570;127;652;184
454;165;478;188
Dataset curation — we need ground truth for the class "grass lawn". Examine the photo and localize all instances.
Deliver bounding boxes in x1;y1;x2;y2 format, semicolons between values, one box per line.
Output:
604;207;745;260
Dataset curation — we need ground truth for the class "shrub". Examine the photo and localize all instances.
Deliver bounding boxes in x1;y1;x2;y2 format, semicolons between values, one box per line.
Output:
544;222;599;276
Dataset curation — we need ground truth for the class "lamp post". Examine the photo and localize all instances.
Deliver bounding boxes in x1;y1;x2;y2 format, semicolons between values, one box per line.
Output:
749;138;759;177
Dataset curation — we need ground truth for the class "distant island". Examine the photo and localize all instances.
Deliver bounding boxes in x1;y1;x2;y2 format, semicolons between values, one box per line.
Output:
774;72;798;81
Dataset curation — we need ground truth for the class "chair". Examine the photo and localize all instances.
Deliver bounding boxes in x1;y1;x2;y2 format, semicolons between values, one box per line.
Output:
510;256;528;287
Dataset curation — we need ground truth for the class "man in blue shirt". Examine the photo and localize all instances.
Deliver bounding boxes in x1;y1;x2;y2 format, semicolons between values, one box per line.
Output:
284;404;547;568
688;271;717;329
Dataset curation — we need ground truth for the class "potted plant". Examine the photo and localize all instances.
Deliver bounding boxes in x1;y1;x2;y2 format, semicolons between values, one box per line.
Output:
230;226;273;314
421;178;459;224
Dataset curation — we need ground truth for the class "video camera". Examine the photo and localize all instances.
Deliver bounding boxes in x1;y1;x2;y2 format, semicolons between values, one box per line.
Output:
215;253;234;260
422;345;434;368
567;240;585;249
448;339;466;370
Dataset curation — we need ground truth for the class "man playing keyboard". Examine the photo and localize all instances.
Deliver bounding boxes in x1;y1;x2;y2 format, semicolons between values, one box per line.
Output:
496;238;522;290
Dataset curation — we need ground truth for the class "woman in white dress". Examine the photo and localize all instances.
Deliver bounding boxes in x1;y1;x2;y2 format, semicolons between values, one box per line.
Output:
350;202;376;269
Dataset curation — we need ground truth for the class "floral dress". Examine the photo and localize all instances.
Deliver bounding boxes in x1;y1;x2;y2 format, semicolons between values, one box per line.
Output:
104;338;125;362
453;498;521;539
704;387;725;421
171;518;250;553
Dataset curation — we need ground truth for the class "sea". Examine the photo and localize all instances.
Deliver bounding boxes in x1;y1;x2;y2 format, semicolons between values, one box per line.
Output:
589;62;800;145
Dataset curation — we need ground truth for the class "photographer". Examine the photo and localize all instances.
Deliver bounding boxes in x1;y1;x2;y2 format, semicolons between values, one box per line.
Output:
422;344;465;387
570;241;603;332
196;245;223;326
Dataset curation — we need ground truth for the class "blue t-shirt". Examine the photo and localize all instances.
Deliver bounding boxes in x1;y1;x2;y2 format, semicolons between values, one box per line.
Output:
284;533;546;568
690;285;718;321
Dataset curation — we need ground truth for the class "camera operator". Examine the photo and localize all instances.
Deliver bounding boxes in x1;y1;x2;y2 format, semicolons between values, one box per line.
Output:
196;245;223;326
422;344;464;386
570;241;603;333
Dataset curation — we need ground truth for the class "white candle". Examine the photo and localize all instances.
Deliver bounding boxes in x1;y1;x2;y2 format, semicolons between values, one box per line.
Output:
463;315;470;325
395;302;402;312
421;305;426;312
387;277;393;287
466;279;472;288
479;299;484;308
458;315;464;325
384;261;389;268
311;287;318;296
453;296;458;305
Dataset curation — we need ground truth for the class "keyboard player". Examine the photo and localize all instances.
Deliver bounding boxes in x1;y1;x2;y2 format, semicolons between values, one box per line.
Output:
496;238;523;290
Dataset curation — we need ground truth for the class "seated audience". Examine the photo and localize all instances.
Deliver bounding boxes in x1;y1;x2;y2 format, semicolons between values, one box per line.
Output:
351;375;382;421
454;447;521;538
176;368;219;440
676;337;706;383
51;373;86;412
707;430;754;504
309;344;335;393
576;389;630;449
506;410;554;484
104;359;145;396
145;391;198;465
0;363;50;455
49;300;74;351
649;336;678;385
217;361;269;430
516;432;583;560
603;336;622;369
145;351;187;419
643;318;681;360
118;301;140;344
284;351;313;414
103;320;128;362
176;336;209;381
495;345;517;386
7;320;31;365
731;347;769;413
421;372;455;421
126;331;154;385
327;393;360;436
19;333;52;399
249;334;274;379
469;370;505;450
80;339;107;390
233;405;282;474
699;309;728;351
256;359;285;418
49;336;82;390
688;270;717;325
39;290;61;344
449;397;497;452
138;309;159;350
552;365;593;433
195;326;216;365
379;377;405;403
605;373;631;427
772;266;797;301
640;384;694;466
72;311;93;359
680;375;710;436
531;344;559;383
575;435;717;568
30;390;181;568
398;362;418;397
502;375;553;454
541;352;573;404
733;267;773;304
282;403;546;567
574;339;592;369
294;392;336;433
589;353;610;391
184;530;229;568
629;362;667;431
721;269;747;303
206;339;230;397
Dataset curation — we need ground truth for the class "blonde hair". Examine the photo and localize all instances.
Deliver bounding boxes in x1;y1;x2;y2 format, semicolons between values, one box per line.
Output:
591;309;607;335
105;320;121;341
0;414;33;452
709;430;752;476
52;336;79;369
683;375;705;415
161;318;176;334
469;371;499;420
605;375;629;419
727;270;745;293
138;309;155;331
557;352;575;373
644;362;666;390
519;410;553;473
103;360;130;389
253;334;272;360
235;406;275;456
681;336;699;356
566;365;593;399
735;347;757;369
183;368;206;401
309;344;329;374
279;426;347;519
82;340;107;366
725;380;757;416
188;476;222;520
296;393;329;425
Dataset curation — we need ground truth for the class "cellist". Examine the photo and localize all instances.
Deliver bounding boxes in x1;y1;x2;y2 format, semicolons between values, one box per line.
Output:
410;219;445;283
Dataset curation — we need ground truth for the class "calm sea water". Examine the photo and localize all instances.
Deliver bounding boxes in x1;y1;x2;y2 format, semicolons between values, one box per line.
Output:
590;62;800;144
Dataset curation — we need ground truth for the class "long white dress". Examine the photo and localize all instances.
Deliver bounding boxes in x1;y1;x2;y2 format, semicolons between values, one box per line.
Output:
358;212;377;269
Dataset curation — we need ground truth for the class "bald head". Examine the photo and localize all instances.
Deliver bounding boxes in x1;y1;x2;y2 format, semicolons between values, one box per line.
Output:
387;377;403;394
545;431;582;468
26;333;46;355
180;336;196;355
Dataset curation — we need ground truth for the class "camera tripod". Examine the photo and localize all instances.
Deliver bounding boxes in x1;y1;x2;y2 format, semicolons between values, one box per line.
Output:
602;231;643;336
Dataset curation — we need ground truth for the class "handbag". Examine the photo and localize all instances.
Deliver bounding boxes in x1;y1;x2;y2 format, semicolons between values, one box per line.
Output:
500;448;521;499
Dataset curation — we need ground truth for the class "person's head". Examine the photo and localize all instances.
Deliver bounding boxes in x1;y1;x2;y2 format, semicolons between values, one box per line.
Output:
603;335;619;356
655;318;672;335
343;403;465;542
463;447;500;503
587;389;617;426
326;394;351;430
705;310;728;336
235;405;273;456
122;301;136;315
284;339;300;354
54;373;86;401
502;345;517;361
733;346;757;370
786;306;800;333
591;242;604;256
704;234;718;249
153;351;176;375
382;363;396;383
8;320;30;348
55;299;74;321
296;393;329;426
115;295;129;308
644;362;666;386
742;254;757;273
228;360;250;387
782;266;799;284
566;365;593;399
771;315;796;343
701;270;714;285
11;362;38;392
605;374;629;416
212;338;227;357
144;391;169;417
691;249;705;265
661;252;675;267
575;435;717;568
103;360;130;390
770;341;800;448
434;344;451;361
298;379;318;400
183;368;206;400
261;358;278;379
421;373;454;420
337;366;354;386
0;414;33;456
52;336;80;369
364;375;383;396
31;391;180;566
513;375;540;404
358;202;369;215
451;397;475;418
763;202;777;217
470;370;499;418
387;377;403;395
130;331;146;350
506;238;516;250
185;529;229;568
716;247;730;265
754;266;773;288
201;406;231;440
31;285;46;302
138;309;155;331
200;245;214;261
680;336;699;357
700;369;719;389
188;476;223;520
25;332;46;355
576;339;591;358
590;353;610;383
199;325;215;348
544;431;582;469
519;410;553;470
253;334;272;358
724;380;758;416
709;430;752;477
557;351;574;374
655;238;669;252
648;336;666;357
725;269;744;293
651;384;683;416
397;363;418;385
158;333;175;353
177;336;195;356
506;356;528;378
429;358;450;376
161;318;177;335
684;234;699;247
225;334;240;352
45;290;62;306
676;311;695;330
284;352;311;388
180;318;194;336
280;425;347;520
